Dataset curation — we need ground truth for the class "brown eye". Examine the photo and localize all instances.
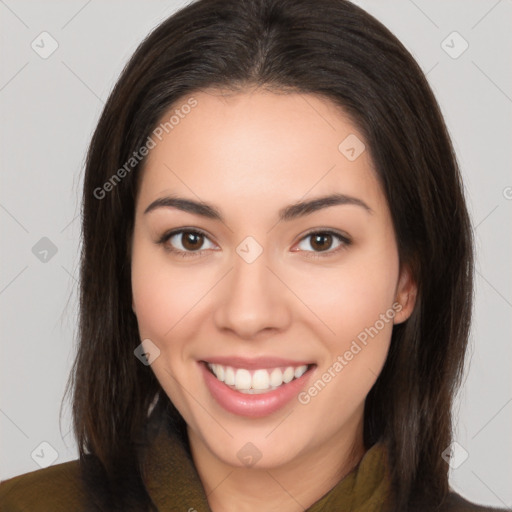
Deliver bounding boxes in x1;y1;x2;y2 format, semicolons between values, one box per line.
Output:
160;229;216;256
181;231;204;251
310;233;334;251
295;230;351;257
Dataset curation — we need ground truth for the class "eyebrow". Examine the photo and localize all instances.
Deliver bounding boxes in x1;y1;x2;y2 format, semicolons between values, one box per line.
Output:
143;193;373;221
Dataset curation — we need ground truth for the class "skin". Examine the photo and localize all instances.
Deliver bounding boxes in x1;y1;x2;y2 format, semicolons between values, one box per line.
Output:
131;88;417;512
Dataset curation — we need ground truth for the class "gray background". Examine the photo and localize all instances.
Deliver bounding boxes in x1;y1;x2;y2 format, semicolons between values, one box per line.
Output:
0;0;511;507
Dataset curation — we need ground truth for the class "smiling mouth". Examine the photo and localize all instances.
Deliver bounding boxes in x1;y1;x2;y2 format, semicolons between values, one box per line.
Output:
204;362;315;394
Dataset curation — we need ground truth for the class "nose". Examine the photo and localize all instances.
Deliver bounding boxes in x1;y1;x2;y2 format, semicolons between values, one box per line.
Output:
213;249;292;340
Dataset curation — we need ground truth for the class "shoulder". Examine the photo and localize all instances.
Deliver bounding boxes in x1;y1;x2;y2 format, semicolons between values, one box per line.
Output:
436;490;509;512
0;460;88;512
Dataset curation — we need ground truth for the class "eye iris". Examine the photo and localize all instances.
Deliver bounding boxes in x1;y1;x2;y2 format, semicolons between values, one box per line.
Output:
311;233;332;251
182;232;203;251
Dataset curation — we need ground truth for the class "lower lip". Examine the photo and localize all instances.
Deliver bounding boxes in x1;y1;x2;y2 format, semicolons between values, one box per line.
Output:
200;362;314;418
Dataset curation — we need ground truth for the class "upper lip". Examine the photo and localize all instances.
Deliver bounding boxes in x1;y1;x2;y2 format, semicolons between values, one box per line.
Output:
201;356;314;370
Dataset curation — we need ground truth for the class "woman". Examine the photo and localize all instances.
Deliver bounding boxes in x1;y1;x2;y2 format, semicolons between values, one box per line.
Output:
0;0;506;511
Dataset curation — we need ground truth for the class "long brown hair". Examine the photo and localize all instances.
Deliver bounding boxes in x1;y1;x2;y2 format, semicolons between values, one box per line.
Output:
65;0;474;510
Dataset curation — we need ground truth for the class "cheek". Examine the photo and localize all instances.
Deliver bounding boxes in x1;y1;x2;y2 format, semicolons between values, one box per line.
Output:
131;239;208;345
130;242;207;413
292;239;398;408
293;246;399;342
297;273;395;427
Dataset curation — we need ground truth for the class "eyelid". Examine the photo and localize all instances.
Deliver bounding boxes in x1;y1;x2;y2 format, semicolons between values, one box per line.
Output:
157;227;218;256
157;227;352;258
292;228;352;258
158;227;213;242
296;227;351;245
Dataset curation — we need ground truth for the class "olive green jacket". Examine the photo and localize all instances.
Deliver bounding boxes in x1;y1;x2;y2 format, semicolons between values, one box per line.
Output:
0;420;507;511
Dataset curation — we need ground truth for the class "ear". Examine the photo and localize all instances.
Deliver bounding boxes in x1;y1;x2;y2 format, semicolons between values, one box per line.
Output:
393;265;417;325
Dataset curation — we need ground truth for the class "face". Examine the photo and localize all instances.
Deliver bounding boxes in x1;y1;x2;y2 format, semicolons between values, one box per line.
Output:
130;89;416;471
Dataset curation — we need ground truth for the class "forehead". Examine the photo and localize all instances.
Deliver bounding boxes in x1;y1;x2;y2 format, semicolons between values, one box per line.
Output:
138;89;385;214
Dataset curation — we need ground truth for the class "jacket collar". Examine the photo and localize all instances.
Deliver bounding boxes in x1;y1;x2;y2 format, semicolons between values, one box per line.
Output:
142;415;393;511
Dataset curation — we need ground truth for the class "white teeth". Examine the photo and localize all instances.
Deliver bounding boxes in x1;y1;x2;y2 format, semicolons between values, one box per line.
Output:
208;363;309;392
235;369;252;390
269;368;283;387
225;366;236;385
283;367;295;383
294;365;307;378
252;369;270;390
216;364;225;382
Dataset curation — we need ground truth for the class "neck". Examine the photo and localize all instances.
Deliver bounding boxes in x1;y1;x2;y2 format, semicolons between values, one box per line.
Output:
188;416;365;512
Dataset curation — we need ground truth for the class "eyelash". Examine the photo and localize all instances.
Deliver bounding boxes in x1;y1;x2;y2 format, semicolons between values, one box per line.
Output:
156;228;352;260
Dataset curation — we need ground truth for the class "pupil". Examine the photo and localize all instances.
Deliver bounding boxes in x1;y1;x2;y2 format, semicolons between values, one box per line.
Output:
312;234;331;251
183;232;202;250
